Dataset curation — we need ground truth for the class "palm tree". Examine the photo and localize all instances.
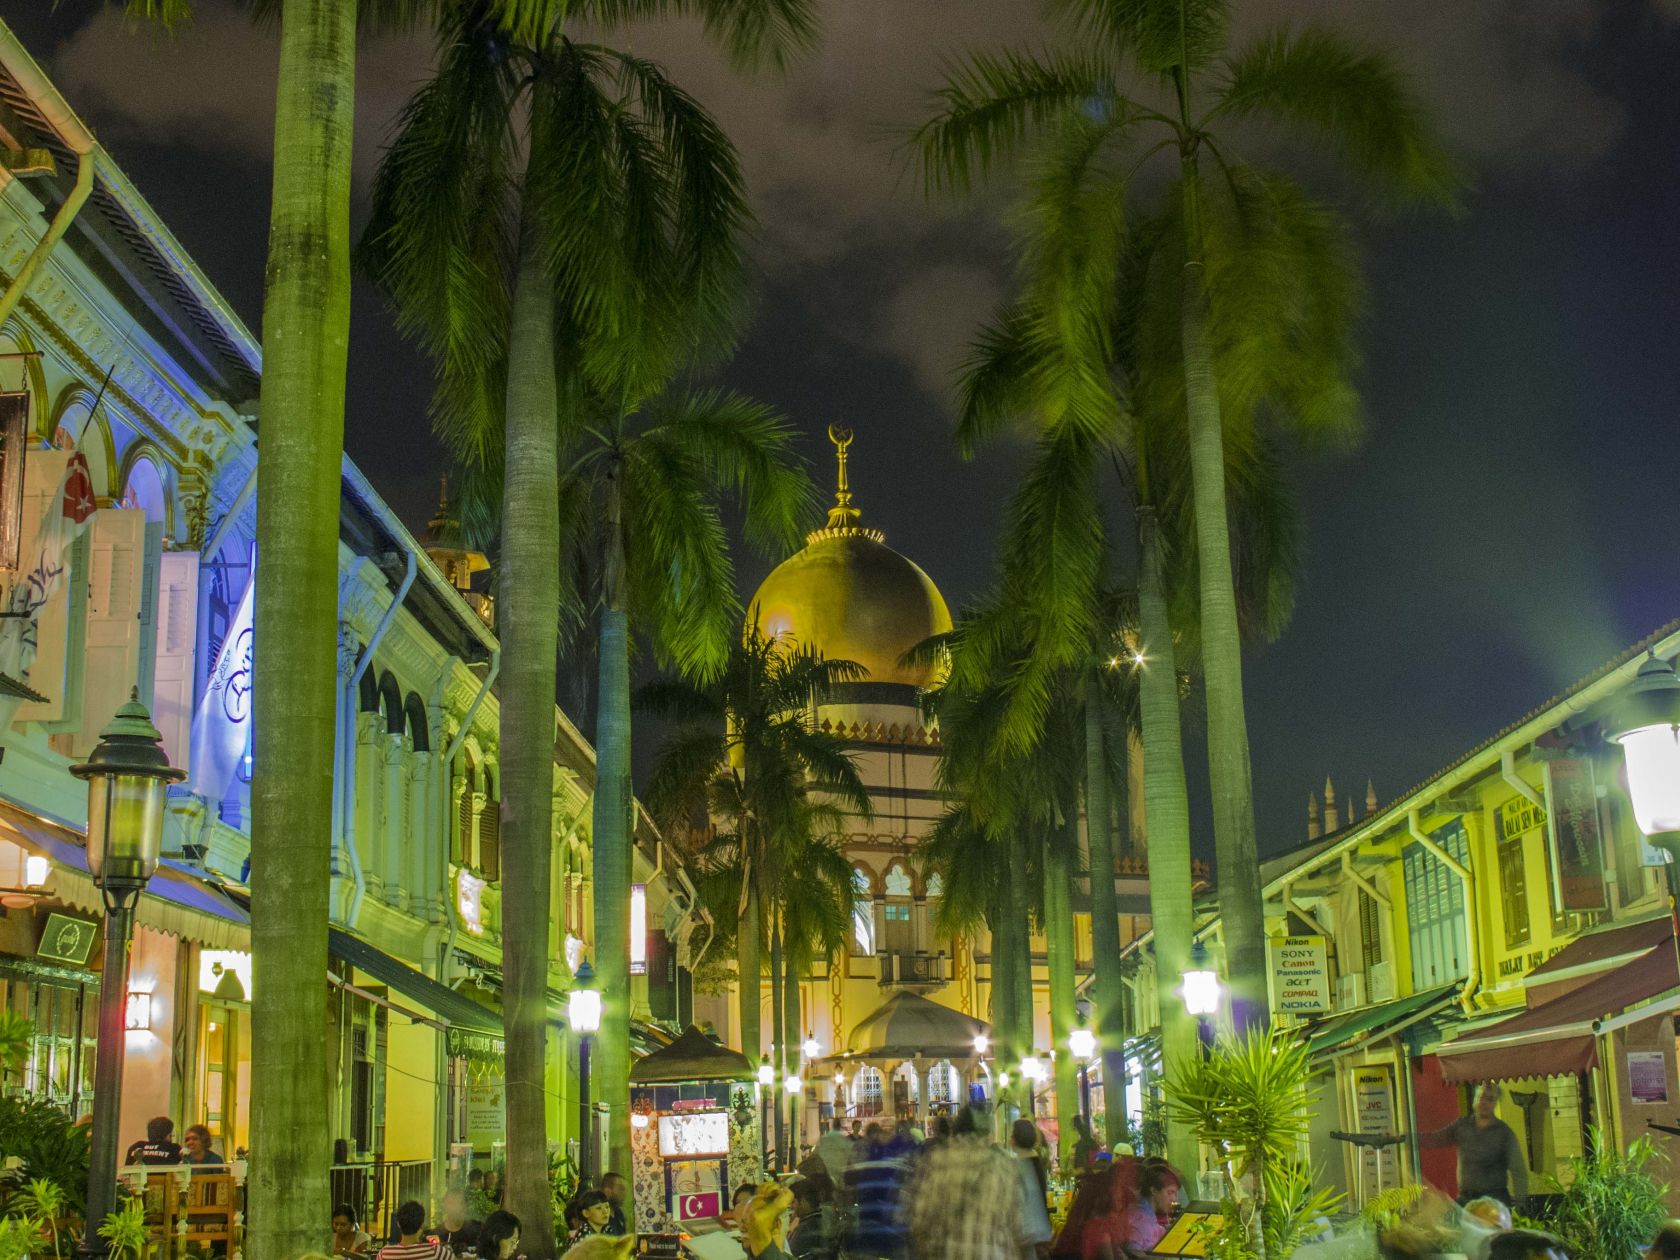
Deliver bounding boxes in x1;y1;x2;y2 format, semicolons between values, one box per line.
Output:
641;625;870;1159
127;4;436;1257
917;0;1461;1021
362;4;812;1236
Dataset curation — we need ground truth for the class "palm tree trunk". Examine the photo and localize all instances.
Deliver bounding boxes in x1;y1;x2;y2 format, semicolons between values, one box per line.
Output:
1045;816;1079;1171
1083;667;1126;1148
1177;158;1266;1028
768;910;786;1165
1010;832;1035;1057
739;877;761;1059
1136;491;1200;1176
247;5;354;1258
988;877;1017;1066
496;195;561;1258
591;454;634;1205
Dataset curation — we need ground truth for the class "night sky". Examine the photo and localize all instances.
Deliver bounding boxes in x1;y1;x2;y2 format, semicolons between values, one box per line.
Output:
13;1;1680;861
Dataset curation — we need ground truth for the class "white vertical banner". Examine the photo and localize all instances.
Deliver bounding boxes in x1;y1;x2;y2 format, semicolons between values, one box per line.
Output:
0;452;96;726
188;567;253;801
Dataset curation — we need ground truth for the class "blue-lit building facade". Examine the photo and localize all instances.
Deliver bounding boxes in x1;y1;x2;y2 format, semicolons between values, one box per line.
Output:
0;19;692;1205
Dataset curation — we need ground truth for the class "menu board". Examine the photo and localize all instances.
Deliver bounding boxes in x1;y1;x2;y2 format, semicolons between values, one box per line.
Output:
657;1111;731;1158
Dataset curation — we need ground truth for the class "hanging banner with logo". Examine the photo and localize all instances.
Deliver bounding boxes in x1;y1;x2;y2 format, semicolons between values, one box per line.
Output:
1269;935;1331;1014
189;568;253;802
1545;757;1607;912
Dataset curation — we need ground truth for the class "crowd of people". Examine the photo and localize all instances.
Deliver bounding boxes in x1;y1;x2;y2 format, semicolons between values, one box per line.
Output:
730;1105;1180;1260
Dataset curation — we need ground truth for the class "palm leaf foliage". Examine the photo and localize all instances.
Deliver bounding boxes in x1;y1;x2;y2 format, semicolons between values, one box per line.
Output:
1164;1028;1340;1259
360;0;814;1233
917;0;1462;1026
640;625;869;1161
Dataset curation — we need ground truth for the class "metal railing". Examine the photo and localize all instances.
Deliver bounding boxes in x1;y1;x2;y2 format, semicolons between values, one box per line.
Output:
329;1160;435;1241
877;952;951;987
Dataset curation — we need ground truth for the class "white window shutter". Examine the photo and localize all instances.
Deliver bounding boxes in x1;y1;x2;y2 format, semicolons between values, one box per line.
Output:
14;449;73;722
71;508;147;754
150;549;199;772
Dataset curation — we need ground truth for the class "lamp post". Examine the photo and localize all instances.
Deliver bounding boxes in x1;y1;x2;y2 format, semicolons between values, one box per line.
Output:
757;1054;774;1173
1019;1053;1045;1116
1181;940;1223;1052
1069;1023;1097;1137
568;961;602;1187
1607;654;1680;953
71;693;184;1259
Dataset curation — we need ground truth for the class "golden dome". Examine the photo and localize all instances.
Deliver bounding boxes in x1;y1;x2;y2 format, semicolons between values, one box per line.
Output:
750;426;952;689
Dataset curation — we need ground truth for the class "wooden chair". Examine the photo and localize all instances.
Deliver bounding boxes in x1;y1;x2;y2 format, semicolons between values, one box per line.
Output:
183;1172;239;1253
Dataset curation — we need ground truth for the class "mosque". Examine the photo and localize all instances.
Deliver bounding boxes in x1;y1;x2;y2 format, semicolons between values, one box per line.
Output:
695;428;1160;1136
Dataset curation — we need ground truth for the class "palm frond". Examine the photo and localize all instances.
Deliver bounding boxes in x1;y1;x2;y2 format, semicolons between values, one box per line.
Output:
1047;0;1230;77
642;389;814;554
1211;27;1466;211
490;0;818;73
913;47;1115;196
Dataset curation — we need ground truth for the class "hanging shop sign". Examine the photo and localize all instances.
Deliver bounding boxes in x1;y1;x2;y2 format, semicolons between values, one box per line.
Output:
1269;935;1331;1014
1545;757;1607;912
36;911;96;966
1351;1066;1401;1201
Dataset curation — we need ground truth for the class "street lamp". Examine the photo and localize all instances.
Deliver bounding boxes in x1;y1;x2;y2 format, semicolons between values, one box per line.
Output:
973;1033;990;1056
568;961;602;1186
1069;1022;1097;1136
1182;941;1222;1018
70;692;183;1258
802;1033;820;1060
1607;654;1680;843
758;1054;773;1171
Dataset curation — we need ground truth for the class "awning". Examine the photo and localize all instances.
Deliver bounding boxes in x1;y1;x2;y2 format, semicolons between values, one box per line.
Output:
1307;985;1460;1060
1524;915;1673;1001
1437;944;1679;1084
0;799;249;950
840;990;990;1062
630;1025;754;1084
328;928;503;1059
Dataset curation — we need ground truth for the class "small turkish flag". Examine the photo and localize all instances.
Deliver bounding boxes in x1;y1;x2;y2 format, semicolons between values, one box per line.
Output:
60;453;95;525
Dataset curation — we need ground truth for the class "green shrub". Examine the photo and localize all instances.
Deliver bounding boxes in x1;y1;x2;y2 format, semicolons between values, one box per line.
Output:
0;1096;92;1217
1545;1128;1667;1258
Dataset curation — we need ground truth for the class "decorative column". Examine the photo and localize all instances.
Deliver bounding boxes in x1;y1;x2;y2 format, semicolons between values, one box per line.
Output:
353;712;384;902
409;750;435;918
382;732;410;908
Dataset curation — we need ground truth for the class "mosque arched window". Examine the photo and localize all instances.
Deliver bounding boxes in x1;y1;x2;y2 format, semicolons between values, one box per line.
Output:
883;863;915;953
851;867;876;957
926;1061;957;1108
926;873;944;900
856;1065;883;1117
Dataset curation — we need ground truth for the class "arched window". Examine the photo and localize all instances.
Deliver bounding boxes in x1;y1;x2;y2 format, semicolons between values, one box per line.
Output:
926;873;944;900
883;864;914;953
119;455;167;524
358;669;379;714
851;867;875;957
857;1066;883;1117
404;694;430;753
926;1061;958;1107
379;672;403;737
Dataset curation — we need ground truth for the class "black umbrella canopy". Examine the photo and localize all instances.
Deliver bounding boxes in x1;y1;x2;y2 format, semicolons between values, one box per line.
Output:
629;1024;757;1084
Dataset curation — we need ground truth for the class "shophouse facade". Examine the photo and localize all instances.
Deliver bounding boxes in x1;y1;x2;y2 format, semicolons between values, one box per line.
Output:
1126;621;1680;1210
0;19;692;1217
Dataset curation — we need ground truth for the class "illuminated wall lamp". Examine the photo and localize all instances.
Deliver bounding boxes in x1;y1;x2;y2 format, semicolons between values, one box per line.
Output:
124;990;153;1032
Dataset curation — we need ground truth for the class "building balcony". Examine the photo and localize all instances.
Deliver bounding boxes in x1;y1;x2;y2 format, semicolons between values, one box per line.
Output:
878;950;950;989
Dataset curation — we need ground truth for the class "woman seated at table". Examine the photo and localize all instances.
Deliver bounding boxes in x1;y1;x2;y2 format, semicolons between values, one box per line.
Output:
332;1204;373;1256
183;1124;226;1167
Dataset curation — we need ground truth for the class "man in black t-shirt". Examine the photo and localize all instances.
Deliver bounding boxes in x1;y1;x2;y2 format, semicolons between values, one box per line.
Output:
430;1189;480;1254
125;1116;183;1165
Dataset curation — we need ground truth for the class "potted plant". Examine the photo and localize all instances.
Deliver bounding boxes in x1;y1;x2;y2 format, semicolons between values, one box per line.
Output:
1164;1029;1340;1259
1543;1128;1667;1258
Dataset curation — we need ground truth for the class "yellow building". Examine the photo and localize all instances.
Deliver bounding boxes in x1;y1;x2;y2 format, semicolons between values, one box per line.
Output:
1128;622;1680;1209
700;429;1160;1139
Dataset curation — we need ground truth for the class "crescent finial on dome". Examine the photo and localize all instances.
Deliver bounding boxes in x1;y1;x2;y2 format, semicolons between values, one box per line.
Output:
820;422;874;538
